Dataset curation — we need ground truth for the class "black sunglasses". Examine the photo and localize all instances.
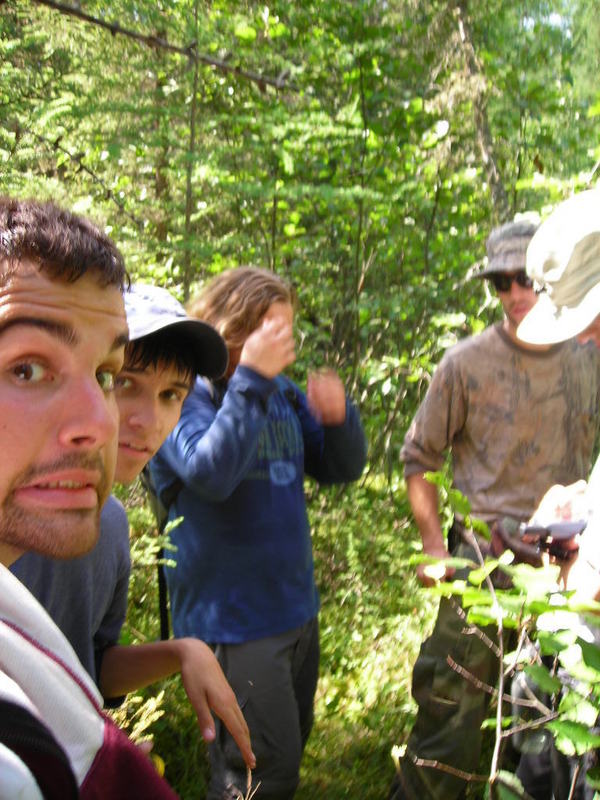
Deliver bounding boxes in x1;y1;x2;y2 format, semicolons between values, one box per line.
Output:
489;271;534;292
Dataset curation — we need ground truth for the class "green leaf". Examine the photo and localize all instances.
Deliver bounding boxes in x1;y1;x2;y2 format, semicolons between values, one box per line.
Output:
448;488;472;516
282;149;294;175
559;641;600;683
584;766;600;789
430;312;466;330
537;628;578;656
234;22;257;41
579;639;600;672
509;564;561;596
547;720;600;757
492;769;528;799
468;516;491;541
523;663;562;694
423;470;446;488
558;692;598;727
587;100;600;118
468;560;499;585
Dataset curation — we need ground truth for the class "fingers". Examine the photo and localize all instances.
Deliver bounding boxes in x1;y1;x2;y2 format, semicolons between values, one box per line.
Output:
306;370;346;425
216;703;256;769
179;640;256;769
265;318;296;369
193;693;216;744
240;317;296;379
186;680;255;768
205;683;255;767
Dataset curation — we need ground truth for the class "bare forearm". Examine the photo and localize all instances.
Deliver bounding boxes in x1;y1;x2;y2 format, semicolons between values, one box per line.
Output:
406;472;454;585
406;472;446;555
99;640;183;698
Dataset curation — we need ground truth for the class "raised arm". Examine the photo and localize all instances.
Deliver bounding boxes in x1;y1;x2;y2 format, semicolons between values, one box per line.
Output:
154;315;296;501
298;371;367;484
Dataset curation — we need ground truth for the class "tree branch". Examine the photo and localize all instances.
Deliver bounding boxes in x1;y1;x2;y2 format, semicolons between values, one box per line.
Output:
450;598;501;659
32;0;298;93
26;129;143;228
446;655;547;711
404;747;488;784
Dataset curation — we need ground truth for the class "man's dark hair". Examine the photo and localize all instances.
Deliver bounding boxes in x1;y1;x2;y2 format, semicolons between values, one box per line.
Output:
0;197;127;289
125;327;198;386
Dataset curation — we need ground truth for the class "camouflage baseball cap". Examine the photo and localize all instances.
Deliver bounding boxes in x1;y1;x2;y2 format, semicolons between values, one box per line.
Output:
475;219;539;278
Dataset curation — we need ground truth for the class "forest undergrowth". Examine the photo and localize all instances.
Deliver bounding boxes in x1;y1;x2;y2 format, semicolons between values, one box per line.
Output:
113;475;442;799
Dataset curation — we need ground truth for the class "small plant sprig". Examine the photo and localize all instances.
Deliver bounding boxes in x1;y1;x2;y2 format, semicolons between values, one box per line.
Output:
233;767;261;800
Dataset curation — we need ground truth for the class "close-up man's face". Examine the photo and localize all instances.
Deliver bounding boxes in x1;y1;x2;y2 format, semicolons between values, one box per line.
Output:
0;261;127;561
114;360;191;485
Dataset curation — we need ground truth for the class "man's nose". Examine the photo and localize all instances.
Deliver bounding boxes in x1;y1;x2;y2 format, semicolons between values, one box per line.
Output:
58;377;118;449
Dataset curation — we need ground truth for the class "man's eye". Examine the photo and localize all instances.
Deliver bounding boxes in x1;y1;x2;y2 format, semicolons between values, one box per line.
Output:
12;362;47;382
114;375;133;391
162;390;183;403
97;371;116;392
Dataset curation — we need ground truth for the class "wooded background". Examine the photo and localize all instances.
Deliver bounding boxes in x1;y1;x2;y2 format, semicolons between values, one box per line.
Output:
2;1;599;797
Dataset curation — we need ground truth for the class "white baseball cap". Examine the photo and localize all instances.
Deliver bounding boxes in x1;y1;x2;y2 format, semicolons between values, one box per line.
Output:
124;283;228;379
517;190;600;345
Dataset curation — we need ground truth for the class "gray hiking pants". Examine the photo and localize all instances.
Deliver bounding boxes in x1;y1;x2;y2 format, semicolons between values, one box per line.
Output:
207;617;320;800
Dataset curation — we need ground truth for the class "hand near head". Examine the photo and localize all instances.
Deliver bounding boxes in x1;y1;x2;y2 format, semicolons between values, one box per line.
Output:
306;370;347;425
178;638;256;769
240;315;296;379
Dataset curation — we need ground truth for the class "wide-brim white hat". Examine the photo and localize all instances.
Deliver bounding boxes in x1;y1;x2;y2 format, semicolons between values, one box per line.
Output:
517;190;600;345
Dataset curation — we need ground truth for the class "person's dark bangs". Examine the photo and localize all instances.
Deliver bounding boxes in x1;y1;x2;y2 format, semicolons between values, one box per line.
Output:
125;327;197;385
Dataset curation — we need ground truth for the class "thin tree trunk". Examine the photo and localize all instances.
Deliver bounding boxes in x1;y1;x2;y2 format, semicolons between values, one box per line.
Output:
455;1;509;222
182;0;200;301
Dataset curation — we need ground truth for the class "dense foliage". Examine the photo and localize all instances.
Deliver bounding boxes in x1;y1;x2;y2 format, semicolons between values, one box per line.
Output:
2;1;600;797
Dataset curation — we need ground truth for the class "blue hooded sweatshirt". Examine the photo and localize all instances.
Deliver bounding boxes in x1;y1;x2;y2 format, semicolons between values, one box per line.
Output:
149;365;367;643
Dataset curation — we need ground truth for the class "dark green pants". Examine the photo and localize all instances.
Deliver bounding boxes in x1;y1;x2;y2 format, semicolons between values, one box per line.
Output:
392;547;502;799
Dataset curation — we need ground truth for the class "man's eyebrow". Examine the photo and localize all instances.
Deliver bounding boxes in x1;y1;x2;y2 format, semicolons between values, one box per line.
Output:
0;317;79;345
0;318;128;352
112;331;129;352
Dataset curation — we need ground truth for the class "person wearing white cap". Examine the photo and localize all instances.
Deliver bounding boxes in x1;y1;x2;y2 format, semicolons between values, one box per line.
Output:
11;282;255;771
515;188;600;800
518;189;600;599
518;189;600;348
390;217;600;800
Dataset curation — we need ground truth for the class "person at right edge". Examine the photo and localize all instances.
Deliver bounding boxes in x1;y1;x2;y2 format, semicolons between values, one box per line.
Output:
149;266;367;800
516;188;600;800
388;219;600;800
